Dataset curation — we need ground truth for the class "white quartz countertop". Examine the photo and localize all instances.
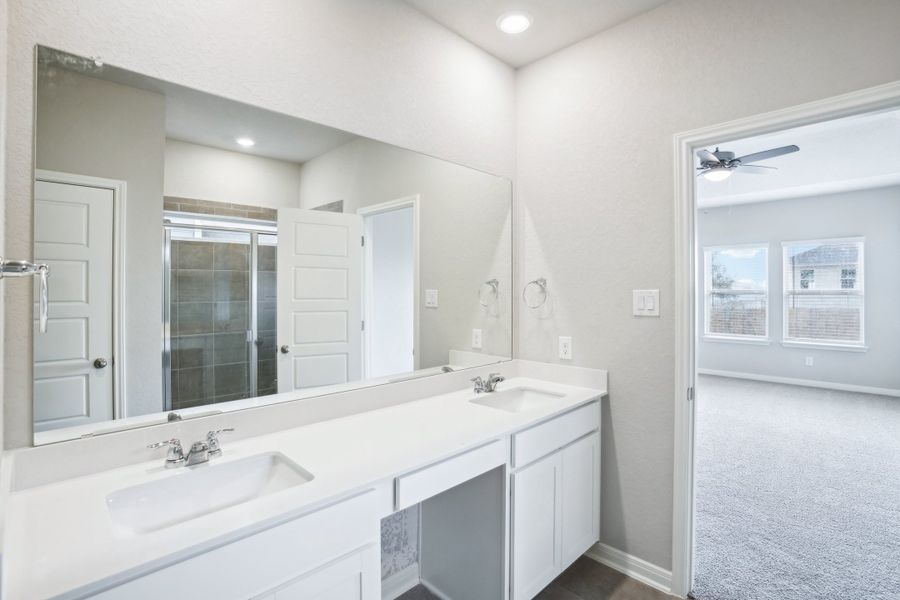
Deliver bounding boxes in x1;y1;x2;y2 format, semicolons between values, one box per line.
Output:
4;376;604;599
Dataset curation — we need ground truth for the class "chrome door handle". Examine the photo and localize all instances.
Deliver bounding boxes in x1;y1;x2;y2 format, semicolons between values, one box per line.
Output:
280;345;289;354
93;358;108;369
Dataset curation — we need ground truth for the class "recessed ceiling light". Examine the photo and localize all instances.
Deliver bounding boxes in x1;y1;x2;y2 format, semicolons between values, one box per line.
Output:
497;12;532;35
236;137;255;148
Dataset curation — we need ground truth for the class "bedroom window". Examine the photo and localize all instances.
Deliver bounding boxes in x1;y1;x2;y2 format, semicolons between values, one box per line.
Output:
783;238;864;346
704;245;768;340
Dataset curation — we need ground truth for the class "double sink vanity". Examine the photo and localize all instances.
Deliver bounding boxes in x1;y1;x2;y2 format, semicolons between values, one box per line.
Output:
1;46;606;600
1;361;607;599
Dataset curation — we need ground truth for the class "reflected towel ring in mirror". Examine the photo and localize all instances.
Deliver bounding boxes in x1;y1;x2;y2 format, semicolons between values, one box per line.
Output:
479;278;500;307
522;278;548;309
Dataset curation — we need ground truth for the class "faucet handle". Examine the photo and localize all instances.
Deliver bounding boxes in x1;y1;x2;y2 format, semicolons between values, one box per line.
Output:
148;438;184;467
488;372;504;381
207;427;234;456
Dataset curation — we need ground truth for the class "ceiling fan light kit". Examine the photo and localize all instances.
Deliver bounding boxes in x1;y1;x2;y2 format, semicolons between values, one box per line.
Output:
696;144;799;181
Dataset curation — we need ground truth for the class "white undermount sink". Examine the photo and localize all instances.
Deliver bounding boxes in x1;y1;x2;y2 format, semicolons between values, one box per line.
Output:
470;387;565;413
106;452;313;535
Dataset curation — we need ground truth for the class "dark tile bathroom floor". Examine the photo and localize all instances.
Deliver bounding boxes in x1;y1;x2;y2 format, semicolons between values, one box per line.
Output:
397;556;672;600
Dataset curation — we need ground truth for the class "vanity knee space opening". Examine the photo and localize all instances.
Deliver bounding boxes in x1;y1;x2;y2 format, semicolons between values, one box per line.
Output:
381;466;507;600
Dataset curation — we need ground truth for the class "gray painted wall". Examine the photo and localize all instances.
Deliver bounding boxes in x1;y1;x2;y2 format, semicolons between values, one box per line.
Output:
516;0;900;570
698;187;900;391
35;68;166;418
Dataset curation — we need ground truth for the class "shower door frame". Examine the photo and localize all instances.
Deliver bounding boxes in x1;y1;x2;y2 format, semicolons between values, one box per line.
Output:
162;216;276;411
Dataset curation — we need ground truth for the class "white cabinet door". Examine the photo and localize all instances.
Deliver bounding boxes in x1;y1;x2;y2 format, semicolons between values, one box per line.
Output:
277;209;363;392
560;432;601;566
511;451;562;600
271;544;379;600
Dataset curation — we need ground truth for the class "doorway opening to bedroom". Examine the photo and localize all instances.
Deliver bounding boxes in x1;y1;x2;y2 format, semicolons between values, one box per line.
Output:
690;108;900;600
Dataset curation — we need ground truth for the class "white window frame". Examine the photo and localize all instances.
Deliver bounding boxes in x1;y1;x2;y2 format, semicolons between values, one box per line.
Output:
703;243;769;342
782;236;865;349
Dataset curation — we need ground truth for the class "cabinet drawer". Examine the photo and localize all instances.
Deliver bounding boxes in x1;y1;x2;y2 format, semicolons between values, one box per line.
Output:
395;440;506;510
91;491;378;600
512;402;599;468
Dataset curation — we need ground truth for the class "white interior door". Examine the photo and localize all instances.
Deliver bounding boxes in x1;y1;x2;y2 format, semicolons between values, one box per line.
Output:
33;178;114;431
277;209;363;391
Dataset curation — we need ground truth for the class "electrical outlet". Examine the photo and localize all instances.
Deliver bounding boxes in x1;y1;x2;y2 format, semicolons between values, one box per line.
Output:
805;356;814;367
424;289;439;308
558;336;573;360
472;328;482;350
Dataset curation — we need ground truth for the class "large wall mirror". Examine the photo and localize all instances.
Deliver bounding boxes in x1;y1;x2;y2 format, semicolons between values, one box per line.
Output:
33;46;512;444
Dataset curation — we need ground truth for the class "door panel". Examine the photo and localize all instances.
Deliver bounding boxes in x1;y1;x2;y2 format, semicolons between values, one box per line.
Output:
271;545;378;600
512;452;561;600
33;179;114;431
277;209;362;391
561;433;601;567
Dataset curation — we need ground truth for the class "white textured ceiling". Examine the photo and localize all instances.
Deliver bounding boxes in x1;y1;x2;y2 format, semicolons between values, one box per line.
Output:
161;84;356;164
697;109;900;209
403;0;670;67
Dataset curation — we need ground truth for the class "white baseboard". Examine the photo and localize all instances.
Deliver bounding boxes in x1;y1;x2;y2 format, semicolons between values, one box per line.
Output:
382;562;420;600
697;369;900;397
585;543;673;596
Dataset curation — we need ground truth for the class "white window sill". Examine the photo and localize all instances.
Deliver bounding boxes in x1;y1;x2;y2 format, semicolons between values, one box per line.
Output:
703;335;770;346
781;340;868;353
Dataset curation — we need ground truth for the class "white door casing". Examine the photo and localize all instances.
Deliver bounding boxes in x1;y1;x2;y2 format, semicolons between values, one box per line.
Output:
358;196;419;378
671;81;900;597
277;209;363;392
33;178;115;431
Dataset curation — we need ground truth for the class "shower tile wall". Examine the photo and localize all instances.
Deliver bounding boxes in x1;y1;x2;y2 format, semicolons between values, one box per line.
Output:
257;244;278;395
171;240;251;409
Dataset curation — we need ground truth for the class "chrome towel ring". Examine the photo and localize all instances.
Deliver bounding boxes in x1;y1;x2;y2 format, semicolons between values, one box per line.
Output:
522;277;548;309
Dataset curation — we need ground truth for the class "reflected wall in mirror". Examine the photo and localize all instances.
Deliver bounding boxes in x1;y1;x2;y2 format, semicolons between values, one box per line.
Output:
33;47;512;444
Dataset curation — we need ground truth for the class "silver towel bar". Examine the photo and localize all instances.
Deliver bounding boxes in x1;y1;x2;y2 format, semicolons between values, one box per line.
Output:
0;259;50;333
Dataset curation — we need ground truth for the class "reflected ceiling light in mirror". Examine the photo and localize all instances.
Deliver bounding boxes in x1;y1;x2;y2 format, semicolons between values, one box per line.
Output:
497;12;532;34
702;166;733;182
236;137;255;147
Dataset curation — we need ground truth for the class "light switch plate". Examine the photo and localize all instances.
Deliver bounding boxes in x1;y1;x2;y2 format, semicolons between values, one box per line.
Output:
558;336;572;360
472;328;483;349
425;289;439;308
633;290;660;317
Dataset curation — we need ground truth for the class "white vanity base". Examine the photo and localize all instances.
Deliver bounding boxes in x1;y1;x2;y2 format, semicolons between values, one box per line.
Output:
1;361;607;600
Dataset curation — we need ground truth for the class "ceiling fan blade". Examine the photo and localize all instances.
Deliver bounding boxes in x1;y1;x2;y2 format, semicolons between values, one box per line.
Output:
696;169;709;177
739;164;778;174
735;144;799;164
696;149;720;164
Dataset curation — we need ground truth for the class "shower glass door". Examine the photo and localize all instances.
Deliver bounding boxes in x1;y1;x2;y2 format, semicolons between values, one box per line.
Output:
163;217;277;410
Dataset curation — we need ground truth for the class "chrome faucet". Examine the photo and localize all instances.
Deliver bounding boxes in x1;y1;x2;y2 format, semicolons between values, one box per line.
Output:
471;372;505;394
147;438;185;468
184;440;210;466
148;428;234;468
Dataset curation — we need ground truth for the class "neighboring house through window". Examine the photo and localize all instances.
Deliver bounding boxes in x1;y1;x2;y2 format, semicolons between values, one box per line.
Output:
783;238;864;346
800;269;815;289
704;245;768;340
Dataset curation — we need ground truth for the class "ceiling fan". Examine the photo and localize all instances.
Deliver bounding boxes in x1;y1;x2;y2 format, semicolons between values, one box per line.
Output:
696;144;799;181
